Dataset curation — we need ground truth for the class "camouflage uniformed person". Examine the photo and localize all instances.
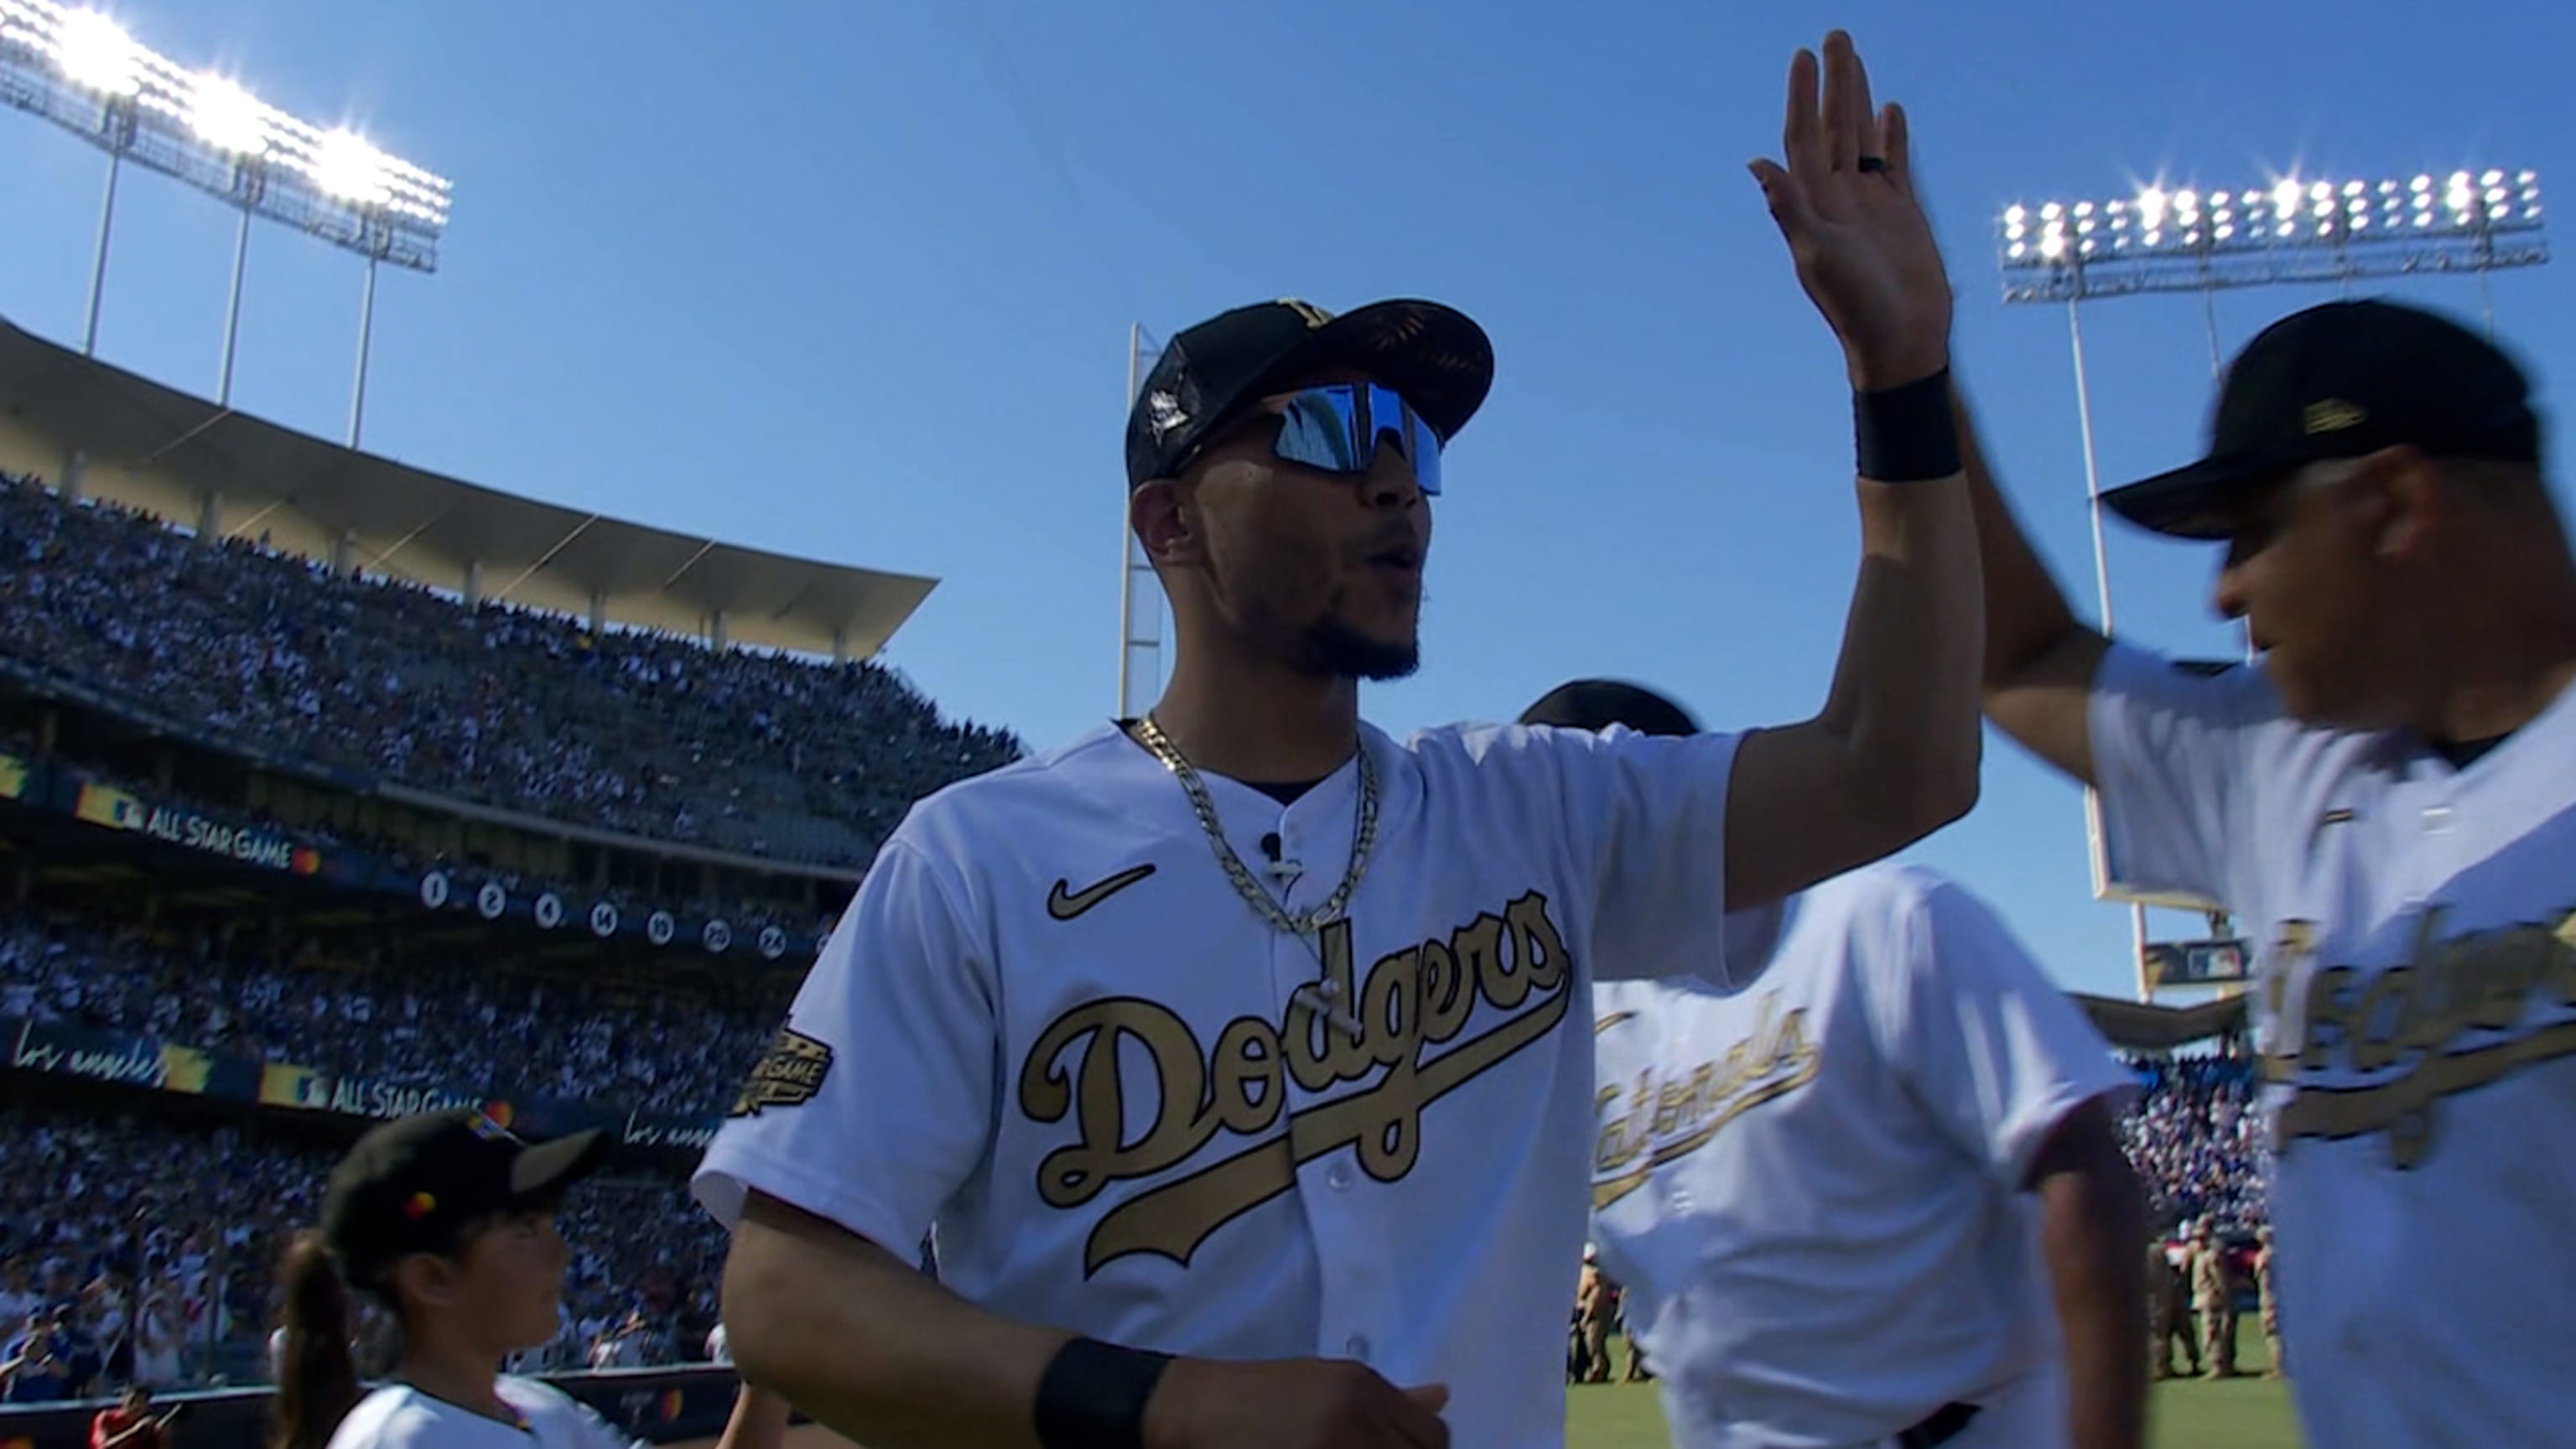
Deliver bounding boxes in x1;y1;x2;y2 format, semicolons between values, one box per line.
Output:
2191;1221;2238;1379
2148;1234;2198;1379
1575;1251;1618;1384
2255;1225;2283;1379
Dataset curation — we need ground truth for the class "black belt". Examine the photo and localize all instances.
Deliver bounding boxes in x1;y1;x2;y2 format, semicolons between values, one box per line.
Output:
1894;1401;1981;1449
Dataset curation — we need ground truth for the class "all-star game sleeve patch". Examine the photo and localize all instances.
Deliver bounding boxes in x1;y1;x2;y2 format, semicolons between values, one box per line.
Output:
730;1027;834;1117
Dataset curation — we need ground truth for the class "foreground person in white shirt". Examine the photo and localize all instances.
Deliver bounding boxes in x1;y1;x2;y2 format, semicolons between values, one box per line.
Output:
1530;679;2148;1449
699;29;1985;1449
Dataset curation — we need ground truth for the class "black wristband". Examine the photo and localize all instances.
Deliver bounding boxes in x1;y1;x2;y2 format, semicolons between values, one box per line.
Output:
1034;1337;1175;1449
1853;367;1962;483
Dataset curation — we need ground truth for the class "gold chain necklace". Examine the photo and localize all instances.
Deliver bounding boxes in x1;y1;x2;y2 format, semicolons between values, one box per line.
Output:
1132;714;1380;937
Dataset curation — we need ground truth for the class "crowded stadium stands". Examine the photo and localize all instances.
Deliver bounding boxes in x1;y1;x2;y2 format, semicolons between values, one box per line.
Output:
0;906;789;1119
0;1105;723;1396
0;471;1022;866
2119;1054;2270;1237
0;460;1016;1405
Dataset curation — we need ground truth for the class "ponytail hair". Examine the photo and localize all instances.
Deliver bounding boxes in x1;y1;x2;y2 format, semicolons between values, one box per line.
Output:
270;1232;363;1449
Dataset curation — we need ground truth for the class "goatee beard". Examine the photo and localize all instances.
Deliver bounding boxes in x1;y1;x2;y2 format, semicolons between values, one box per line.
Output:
1301;617;1420;682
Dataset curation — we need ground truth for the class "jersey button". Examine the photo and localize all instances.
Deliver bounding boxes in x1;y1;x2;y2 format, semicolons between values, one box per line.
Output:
1344;1333;1370;1361
1326;1162;1352;1191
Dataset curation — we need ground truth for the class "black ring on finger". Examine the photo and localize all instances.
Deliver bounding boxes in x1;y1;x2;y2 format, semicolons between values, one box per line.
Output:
1857;155;1888;174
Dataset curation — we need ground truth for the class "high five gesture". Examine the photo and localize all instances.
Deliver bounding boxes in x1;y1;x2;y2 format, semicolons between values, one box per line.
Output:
1751;31;1953;391
1719;29;1982;911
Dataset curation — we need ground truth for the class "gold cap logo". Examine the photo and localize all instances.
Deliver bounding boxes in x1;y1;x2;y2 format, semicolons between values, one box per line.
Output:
2303;398;2367;434
1279;299;1337;330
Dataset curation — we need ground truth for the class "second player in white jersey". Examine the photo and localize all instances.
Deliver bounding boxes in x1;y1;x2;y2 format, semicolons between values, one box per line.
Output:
1971;295;2576;1445
1527;683;2145;1449
1592;869;2142;1449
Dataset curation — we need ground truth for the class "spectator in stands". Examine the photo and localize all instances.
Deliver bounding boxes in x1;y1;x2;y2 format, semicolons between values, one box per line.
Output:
2;1308;74;1402
586;1308;655;1370
0;1261;34;1332
90;1383;182;1449
131;1290;182;1389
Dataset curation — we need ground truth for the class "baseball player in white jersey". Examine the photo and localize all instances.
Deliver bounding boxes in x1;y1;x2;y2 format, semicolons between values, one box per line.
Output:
1523;681;2147;1449
694;33;1985;1449
1967;296;2576;1445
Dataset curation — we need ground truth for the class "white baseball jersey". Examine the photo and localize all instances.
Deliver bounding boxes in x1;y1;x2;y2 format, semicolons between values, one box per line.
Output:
1590;865;2135;1449
2090;641;2576;1446
694;719;1742;1449
325;1378;644;1449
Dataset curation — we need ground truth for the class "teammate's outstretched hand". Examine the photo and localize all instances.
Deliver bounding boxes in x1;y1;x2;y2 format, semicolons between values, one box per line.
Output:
1749;30;1951;390
1142;1356;1451;1449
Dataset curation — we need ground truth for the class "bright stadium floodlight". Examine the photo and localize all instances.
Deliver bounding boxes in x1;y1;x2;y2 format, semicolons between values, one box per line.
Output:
0;0;452;268
0;0;453;443
1997;169;2547;304
188;73;267;157
313;128;391;206
52;7;132;94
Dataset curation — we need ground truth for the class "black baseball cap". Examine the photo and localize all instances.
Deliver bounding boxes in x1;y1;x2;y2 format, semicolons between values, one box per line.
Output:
2101;298;2543;539
1519;678;1701;737
1125;298;1495;488
320;1111;606;1277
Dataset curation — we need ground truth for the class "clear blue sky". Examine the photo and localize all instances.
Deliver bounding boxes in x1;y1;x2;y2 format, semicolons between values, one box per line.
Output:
3;0;2570;1001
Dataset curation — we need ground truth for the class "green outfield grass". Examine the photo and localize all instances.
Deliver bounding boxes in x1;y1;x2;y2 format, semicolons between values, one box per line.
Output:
1566;1315;2302;1449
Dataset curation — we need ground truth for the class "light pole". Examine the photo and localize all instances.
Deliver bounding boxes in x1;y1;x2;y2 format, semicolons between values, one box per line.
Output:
0;0;453;428
1118;325;1166;720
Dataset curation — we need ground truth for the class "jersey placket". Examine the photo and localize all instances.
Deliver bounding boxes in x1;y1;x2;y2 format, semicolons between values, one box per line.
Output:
1263;772;1402;1369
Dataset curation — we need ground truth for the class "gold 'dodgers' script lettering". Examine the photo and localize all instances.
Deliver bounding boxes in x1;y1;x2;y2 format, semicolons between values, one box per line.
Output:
1017;891;1571;1274
2268;904;2576;1167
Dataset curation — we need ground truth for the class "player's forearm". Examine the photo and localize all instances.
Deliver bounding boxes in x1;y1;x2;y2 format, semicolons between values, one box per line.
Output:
1722;461;1983;907
2035;1141;2148;1449
1820;470;1985;837
711;1384;797;1449
1951;384;2095;687
723;1196;1070;1449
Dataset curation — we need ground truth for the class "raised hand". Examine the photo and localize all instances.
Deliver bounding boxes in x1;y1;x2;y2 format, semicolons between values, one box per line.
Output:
1748;31;1952;391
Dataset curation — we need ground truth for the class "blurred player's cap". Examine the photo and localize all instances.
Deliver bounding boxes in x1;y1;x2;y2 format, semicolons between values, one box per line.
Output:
2103;297;2542;539
1518;678;1701;737
321;1109;607;1275
1517;678;1790;979
1127;298;1493;488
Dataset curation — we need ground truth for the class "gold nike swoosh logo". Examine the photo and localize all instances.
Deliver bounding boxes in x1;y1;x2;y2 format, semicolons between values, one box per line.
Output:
1593;1010;1636;1035
1047;864;1157;922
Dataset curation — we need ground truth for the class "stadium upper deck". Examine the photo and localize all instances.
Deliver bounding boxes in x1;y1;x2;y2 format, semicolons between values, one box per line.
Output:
0;315;930;662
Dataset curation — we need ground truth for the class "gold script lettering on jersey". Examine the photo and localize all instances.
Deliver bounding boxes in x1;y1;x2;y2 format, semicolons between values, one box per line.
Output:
2265;903;2576;1166
1588;989;1822;1209
1016;891;1570;1273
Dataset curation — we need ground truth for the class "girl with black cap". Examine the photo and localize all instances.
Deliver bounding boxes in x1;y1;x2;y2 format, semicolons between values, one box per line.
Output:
267;1109;636;1449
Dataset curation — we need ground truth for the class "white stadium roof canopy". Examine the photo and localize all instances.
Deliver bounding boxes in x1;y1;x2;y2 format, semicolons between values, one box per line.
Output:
0;316;937;660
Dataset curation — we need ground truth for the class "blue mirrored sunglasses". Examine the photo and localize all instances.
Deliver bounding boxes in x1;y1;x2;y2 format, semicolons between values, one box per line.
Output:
1268;382;1446;495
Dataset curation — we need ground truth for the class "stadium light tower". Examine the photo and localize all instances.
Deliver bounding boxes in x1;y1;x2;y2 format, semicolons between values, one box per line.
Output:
1119;324;1168;720
0;0;453;443
1997;168;2549;1002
